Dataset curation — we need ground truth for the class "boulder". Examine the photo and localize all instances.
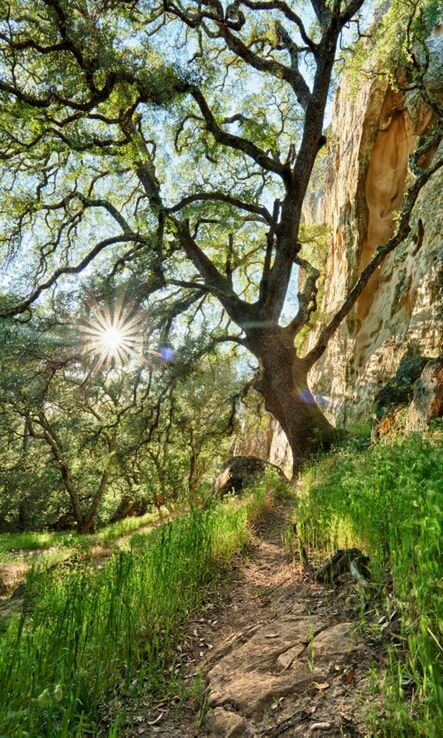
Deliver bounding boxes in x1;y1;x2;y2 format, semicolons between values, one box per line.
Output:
214;456;286;496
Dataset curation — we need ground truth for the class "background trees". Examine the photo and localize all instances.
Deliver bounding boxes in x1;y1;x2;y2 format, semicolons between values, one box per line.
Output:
0;0;441;483
0;313;242;530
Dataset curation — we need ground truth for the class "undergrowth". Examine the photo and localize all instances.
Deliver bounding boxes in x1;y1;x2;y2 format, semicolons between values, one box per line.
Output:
0;507;171;561
297;432;443;737
0;478;276;737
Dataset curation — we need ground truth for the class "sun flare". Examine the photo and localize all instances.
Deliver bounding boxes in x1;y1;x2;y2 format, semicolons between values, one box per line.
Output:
101;326;123;355
79;298;143;369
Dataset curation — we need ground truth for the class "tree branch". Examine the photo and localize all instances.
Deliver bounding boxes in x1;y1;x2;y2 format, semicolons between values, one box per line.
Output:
340;0;367;26
169;191;273;223
239;1;318;54
215;19;312;110
286;255;320;336
0;234;140;318
188;85;289;178
173;220;254;326
310;0;331;28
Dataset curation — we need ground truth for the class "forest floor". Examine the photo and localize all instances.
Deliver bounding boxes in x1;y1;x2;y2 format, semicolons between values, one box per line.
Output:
119;497;379;737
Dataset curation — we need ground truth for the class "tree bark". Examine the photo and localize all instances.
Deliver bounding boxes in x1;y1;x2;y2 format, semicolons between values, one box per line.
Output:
78;469;109;534
77;515;96;534
250;332;337;474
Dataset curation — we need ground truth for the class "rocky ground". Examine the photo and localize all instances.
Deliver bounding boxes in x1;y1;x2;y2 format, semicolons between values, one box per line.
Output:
122;498;379;737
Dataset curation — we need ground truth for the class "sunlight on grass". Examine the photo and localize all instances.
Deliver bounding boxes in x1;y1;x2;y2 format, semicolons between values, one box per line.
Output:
297;433;443;738
0;508;171;565
0;530;73;555
0;479;277;737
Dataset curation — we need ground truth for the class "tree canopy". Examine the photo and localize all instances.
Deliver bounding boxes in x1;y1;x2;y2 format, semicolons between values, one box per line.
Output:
0;0;441;503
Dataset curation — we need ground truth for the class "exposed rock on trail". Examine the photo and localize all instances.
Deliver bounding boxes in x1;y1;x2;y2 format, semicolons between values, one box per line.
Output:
201;593;363;735
0;562;29;597
127;501;371;737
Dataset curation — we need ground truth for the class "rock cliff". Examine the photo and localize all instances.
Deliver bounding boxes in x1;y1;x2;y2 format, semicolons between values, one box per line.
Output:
304;57;443;426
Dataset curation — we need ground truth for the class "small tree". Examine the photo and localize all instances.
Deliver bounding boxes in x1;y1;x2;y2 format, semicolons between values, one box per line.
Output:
0;1;441;471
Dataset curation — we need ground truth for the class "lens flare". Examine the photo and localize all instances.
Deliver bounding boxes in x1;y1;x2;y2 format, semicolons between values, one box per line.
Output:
79;298;143;369
101;326;123;355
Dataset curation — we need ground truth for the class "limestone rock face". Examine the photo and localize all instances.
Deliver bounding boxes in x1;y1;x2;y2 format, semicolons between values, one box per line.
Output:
269;420;294;478
373;356;431;421
230;421;275;461
234;33;442;461
231;418;294;478
303;69;443;426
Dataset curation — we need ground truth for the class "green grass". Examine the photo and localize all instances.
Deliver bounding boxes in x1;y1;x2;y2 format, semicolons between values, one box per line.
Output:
0;529;77;556
94;507;170;543
0;508;170;563
0;481;274;737
296;432;443;737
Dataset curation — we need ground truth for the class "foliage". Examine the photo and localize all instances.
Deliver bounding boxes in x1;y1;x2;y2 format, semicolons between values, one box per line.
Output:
0;316;242;531
347;0;442;96
296;433;443;737
0;0;439;464
0;477;276;737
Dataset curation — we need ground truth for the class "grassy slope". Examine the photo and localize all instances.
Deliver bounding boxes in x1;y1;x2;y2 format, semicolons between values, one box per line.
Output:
0;479;278;738
0;508;172;561
297;431;443;738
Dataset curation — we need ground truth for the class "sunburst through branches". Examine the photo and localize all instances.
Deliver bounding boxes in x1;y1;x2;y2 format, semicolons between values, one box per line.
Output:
79;298;144;369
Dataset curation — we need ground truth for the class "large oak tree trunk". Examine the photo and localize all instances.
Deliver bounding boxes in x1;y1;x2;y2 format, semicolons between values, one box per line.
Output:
252;334;337;474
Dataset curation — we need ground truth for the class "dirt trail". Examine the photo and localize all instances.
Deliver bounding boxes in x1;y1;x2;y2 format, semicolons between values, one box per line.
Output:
125;499;372;737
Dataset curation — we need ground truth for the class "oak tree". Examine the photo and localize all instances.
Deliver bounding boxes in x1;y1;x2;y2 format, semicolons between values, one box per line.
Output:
0;0;441;472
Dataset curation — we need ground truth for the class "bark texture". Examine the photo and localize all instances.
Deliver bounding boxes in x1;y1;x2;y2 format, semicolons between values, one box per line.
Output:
250;333;337;471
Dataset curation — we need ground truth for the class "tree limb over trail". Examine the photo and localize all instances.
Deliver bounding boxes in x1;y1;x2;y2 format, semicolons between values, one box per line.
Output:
0;235;141;319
